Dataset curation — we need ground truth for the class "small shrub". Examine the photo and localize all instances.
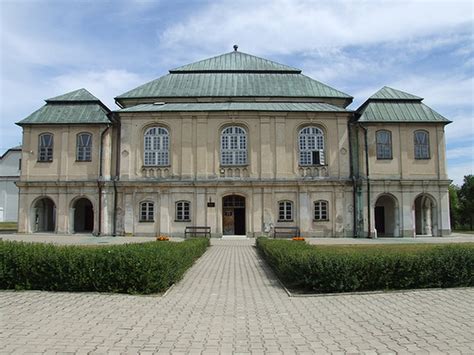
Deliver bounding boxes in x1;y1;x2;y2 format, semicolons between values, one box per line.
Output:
256;238;474;293
0;238;209;294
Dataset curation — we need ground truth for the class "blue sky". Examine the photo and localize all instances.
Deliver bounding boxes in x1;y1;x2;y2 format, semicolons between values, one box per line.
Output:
0;0;472;184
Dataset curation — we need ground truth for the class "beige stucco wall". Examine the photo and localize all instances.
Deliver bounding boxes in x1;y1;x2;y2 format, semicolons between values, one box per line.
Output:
20;124;112;182
359;123;448;180
118;111;351;181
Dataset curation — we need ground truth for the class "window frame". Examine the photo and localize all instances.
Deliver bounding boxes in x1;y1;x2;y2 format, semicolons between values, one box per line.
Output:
38;133;54;162
278;200;293;222
298;126;326;166
314;200;329;221
143;126;170;167
139;201;155;222
175;200;191;222
76;132;92;162
220;126;248;166
375;130;392;160
414;130;430;160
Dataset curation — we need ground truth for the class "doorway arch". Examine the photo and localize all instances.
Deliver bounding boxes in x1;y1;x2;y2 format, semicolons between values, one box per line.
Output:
374;194;399;237
222;195;246;235
73;198;94;233
32;197;56;232
414;194;437;236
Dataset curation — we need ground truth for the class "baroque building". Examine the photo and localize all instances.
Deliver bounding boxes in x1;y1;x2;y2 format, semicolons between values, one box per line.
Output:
15;48;451;237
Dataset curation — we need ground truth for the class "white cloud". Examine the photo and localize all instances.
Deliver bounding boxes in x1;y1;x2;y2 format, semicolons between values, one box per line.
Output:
159;0;473;56
49;70;148;109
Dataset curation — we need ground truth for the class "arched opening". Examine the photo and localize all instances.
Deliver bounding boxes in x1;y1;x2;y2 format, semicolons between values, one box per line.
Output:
222;195;246;235
374;194;399;237
32;197;56;232
414;194;436;236
73;198;94;233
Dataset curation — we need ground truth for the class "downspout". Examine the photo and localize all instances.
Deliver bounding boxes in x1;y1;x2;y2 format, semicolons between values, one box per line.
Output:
348;120;358;238
112;115;121;237
360;123;371;238
97;124;111;236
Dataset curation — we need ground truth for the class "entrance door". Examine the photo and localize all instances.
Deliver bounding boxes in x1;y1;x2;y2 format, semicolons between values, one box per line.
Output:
222;195;245;235
374;206;385;234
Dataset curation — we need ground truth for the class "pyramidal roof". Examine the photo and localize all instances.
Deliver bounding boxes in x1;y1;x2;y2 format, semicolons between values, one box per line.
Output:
356;86;450;124
170;50;301;73
46;88;101;102
369;86;422;101
116;49;352;106
17;88;111;126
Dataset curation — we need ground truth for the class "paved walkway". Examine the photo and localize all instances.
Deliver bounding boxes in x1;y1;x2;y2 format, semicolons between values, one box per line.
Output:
1;239;473;354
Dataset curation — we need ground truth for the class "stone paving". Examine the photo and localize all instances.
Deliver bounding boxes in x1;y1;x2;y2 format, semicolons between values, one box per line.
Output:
1;239;473;354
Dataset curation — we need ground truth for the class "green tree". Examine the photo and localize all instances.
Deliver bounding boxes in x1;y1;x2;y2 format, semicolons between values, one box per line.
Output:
449;184;460;229
459;175;474;230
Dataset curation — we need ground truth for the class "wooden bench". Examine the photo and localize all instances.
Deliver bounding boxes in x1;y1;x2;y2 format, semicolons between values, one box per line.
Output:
273;226;300;238
185;226;211;238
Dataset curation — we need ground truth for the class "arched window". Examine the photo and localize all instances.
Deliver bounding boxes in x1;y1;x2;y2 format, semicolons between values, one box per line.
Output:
221;126;247;166
414;130;430;159
144;127;169;166
38;133;53;162
298;127;325;166
176;201;191;221
139;201;154;222
278;200;293;221
376;130;392;159
314;200;328;221
76;133;92;161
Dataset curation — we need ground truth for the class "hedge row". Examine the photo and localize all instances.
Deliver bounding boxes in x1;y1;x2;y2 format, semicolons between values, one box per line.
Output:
0;238;209;294
256;238;474;293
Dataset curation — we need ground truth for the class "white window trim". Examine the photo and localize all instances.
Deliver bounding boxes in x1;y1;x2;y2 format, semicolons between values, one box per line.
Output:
76;132;92;162
220;126;248;166
175;200;191;222
38;133;54;162
144;127;170;166
298;126;325;166
278;200;293;222
139;201;154;222
314;200;329;221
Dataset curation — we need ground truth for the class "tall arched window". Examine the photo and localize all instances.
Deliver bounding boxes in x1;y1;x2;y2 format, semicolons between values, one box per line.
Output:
278;200;293;221
144;127;169;166
414;130;430;159
38;133;53;162
376;130;392;159
221;126;247;166
76;133;92;161
298;127;325;166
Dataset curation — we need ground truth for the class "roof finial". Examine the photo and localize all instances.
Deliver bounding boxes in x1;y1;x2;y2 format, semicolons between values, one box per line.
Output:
233;44;238;51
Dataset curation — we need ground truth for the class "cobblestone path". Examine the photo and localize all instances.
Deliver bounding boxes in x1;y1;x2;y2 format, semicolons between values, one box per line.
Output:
1;239;473;354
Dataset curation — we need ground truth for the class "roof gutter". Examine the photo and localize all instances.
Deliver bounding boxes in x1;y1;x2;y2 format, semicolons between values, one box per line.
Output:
359;123;371;238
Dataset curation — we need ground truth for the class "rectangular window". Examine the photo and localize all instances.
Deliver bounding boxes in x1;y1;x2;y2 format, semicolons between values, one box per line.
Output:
176;201;190;221
38;134;53;162
278;201;293;221
140;202;154;222
77;133;92;161
314;201;328;221
414;131;430;159
376;131;392;160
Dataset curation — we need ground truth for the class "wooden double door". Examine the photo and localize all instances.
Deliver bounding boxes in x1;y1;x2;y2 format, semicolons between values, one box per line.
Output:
222;195;246;235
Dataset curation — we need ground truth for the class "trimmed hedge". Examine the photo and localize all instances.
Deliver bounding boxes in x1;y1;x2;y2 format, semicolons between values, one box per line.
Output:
0;238;209;294
256;238;474;293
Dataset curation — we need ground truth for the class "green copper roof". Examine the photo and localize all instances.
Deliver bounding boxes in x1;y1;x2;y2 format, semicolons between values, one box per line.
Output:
117;102;349;113
357;86;449;124
369;86;422;100
17;89;111;126
170;50;301;73
357;101;450;123
116;50;352;105
116;73;352;100
46;88;101;102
